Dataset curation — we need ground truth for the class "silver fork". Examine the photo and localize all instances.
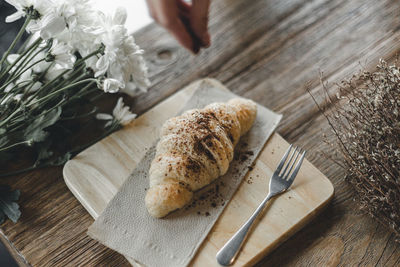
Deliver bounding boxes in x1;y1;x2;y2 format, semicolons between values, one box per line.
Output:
216;145;306;266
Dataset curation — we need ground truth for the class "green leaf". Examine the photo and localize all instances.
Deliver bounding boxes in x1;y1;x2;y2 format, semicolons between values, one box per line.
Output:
50;152;71;166
0;130;25;151
35;139;53;164
0;136;8;147
24;107;62;142
0;185;21;224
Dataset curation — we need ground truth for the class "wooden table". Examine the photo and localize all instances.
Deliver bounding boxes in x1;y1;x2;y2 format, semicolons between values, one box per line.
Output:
1;0;400;266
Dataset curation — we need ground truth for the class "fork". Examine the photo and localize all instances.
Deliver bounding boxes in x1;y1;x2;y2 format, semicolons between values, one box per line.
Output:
216;145;306;266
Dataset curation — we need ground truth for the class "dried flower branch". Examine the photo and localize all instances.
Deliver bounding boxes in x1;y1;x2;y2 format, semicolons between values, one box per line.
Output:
309;59;400;240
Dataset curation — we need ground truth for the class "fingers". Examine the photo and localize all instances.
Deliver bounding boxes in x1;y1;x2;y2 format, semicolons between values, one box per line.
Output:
177;5;201;54
168;19;199;53
191;0;211;47
147;0;197;53
145;0;210;54
176;0;191;14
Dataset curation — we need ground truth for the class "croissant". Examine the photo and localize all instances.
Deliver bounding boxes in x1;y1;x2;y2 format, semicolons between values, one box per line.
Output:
145;98;257;218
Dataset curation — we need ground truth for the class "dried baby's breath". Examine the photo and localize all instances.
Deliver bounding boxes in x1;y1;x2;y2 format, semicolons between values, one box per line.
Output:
310;59;400;240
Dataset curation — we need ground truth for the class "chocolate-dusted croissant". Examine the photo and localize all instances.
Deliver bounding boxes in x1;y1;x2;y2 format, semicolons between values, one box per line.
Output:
145;98;257;218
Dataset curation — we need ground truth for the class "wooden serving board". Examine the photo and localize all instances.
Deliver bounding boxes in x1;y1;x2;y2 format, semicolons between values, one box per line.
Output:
63;79;334;266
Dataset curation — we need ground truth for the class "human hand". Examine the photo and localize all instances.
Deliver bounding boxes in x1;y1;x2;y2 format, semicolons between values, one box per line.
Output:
145;0;211;54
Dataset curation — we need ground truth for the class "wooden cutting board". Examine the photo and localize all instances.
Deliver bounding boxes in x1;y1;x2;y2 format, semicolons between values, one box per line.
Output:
63;78;334;266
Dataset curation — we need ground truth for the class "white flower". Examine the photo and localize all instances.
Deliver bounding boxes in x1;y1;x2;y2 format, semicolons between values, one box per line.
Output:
6;54;20;64
13;94;23;102
95;113;113;125
26;81;42;93
5;0;27;23
122;36;150;91
99;78;124;93
39;0;100;40
4;83;15;93
7;42;51;74
7;53;26;73
94;22;127;77
92;7;149;94
6;68;43;94
47;0;102;52
39;11;67;40
6;0;149;97
4;60;43;93
96;97;136;127
12;68;36;90
16;68;34;86
5;0;52;33
112;7;127;25
4;0;40;23
44;65;67;81
120;82;142;97
32;50;51;73
48;41;76;69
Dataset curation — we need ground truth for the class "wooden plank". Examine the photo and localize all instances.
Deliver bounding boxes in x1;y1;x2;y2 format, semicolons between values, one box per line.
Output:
64;79;334;266
1;0;400;265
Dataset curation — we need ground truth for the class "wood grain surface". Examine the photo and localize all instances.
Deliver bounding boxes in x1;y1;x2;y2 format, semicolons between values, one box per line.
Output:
1;0;400;266
63;79;334;266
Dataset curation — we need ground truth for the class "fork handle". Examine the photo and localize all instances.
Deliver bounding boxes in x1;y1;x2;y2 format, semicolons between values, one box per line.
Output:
216;194;274;266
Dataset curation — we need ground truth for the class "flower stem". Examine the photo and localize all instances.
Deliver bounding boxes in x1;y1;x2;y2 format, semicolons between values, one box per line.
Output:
13;51;46;79
0;78;95;128
75;81;98;98
0;140;31;152
7;80;97;133
75;48;101;66
0;58;46;92
26;78;97;107
19;46;99;108
0;37;42;82
20;63;85;111
22;68;71;107
0;79;31;104
50;64;86;91
6;45;45;83
0;107;21;128
0;122;121;178
0;16;32;69
17;34;34;54
20;62;54;101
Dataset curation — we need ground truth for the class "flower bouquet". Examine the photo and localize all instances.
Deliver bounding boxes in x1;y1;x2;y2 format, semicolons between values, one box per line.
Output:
0;0;150;222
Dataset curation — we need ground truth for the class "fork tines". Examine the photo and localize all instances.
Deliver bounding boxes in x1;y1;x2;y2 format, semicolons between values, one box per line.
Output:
277;145;306;182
